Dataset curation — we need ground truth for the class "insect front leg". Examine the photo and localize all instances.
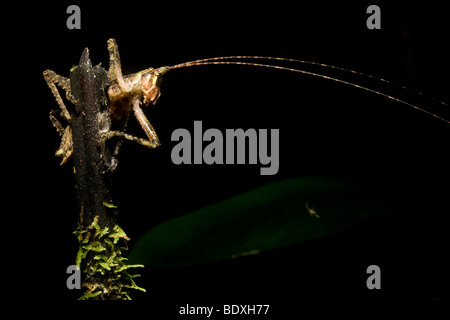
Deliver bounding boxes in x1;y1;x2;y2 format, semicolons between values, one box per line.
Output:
105;130;159;149
43;69;75;122
132;100;160;147
104;101;160;152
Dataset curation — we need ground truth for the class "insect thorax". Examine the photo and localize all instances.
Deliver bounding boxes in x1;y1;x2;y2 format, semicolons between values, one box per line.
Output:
107;68;164;122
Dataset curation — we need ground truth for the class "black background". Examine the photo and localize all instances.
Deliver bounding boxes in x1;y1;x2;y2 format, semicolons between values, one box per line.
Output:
5;0;449;314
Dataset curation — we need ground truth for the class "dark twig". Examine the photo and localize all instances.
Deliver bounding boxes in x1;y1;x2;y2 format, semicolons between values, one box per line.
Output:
70;48;117;229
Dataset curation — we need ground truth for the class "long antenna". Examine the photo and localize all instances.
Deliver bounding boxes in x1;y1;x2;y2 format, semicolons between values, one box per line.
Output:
168;58;450;124
170;55;448;107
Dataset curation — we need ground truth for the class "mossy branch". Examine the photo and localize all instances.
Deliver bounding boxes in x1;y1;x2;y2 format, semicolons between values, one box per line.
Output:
69;48;144;300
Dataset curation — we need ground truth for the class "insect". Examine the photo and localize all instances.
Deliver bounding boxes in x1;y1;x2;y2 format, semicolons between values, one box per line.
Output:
44;39;168;165
44;39;449;165
305;202;320;218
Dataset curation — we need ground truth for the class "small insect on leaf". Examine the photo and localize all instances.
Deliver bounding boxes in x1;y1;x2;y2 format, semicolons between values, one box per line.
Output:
305;202;320;218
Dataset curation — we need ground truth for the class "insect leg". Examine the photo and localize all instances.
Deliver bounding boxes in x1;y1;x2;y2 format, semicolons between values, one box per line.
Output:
132;99;160;147
49;109;66;135
50;109;74;164
44;70;76;165
113;111;131;157
55;126;74;165
105;131;159;149
107;38;130;92
43;69;74;121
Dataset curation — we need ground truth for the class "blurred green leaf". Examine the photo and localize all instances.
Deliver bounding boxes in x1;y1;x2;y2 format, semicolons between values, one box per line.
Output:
128;176;398;267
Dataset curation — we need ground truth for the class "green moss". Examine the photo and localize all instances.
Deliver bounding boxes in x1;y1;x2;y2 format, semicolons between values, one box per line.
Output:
73;216;145;300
